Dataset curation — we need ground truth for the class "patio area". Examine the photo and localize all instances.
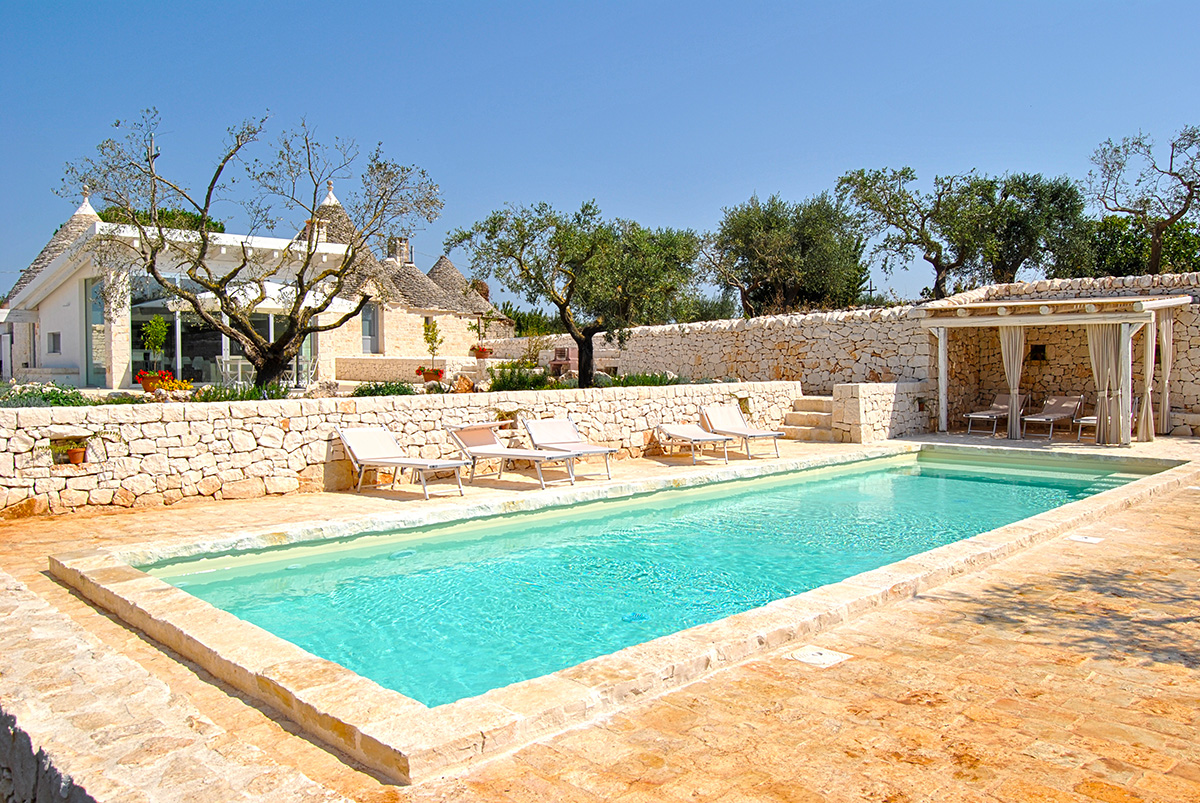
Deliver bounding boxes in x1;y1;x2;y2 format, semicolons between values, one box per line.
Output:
2;434;1198;802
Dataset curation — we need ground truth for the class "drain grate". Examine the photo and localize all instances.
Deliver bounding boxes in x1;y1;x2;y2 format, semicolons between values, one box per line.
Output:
1067;534;1105;544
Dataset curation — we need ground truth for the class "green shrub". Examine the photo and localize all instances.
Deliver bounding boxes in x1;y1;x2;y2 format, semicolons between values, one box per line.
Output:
351;380;417;397
191;383;290;402
488;363;553;392
611;372;683;387
0;381;91;407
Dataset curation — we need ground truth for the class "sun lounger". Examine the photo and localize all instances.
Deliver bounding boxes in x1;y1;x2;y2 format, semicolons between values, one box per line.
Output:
656;423;732;465
523;416;617;479
447;421;581;489
1021;395;1084;439
965;393;1026;435
700;403;783;459
1076;397;1138;442
335;426;470;499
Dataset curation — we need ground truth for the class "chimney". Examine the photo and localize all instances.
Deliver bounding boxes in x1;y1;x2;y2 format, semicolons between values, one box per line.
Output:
305;218;327;244
389;237;413;264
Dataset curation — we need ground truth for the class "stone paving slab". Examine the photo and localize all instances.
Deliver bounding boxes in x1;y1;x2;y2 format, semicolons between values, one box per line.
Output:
0;568;353;803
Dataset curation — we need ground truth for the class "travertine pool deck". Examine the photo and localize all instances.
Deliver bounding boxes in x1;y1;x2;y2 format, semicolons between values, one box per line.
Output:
3;435;1199;801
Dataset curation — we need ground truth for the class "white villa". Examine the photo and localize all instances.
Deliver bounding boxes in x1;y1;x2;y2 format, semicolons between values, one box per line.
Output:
0;189;511;389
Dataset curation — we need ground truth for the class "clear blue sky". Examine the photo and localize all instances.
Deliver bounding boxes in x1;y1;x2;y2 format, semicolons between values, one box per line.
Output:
2;1;1197;304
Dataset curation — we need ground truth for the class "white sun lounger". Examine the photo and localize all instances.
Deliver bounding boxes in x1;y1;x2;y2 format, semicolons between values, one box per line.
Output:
335;426;469;499
656;423;732;465
1021;395;1084;440
522;416;617;479
447;421;581;489
965;393;1026;435
700;403;783;459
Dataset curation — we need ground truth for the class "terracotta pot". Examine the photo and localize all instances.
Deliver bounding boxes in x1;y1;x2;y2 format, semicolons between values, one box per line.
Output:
66;448;87;465
139;378;162;393
470;347;492;359
421;371;443;383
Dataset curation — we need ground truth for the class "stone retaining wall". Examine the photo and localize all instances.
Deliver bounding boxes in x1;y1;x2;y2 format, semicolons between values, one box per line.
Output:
0;381;803;517
485;307;934;394
833;381;934;443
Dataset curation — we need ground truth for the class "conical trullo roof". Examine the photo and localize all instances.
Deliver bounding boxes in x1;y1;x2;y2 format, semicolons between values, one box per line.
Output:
427;255;495;315
4;194;100;306
381;255;461;310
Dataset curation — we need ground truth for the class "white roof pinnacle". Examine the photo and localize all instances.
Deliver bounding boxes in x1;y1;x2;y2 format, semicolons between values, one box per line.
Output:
74;187;97;218
320;180;341;207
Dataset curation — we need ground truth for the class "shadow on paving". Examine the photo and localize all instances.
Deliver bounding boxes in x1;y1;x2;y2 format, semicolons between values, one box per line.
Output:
928;565;1200;669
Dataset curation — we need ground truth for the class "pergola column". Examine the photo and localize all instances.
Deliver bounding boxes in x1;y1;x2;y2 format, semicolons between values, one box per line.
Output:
1119;322;1133;446
935;327;948;432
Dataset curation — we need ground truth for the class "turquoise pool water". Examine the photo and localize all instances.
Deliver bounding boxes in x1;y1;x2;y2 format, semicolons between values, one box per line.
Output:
149;453;1142;707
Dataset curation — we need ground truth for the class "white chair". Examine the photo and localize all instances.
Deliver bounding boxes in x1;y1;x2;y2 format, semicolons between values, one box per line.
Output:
700;403;783;459
335;426;469;499
447;421;581;489
656;423;732;465
523;416;617;479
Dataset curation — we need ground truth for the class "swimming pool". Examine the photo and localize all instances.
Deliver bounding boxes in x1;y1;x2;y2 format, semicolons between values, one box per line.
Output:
148;451;1145;707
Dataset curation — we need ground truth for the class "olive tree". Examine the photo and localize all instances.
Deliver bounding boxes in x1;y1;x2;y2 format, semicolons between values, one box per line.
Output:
446;202;700;387
64;109;442;386
1088;125;1200;275
705;193;867;316
837;167;992;300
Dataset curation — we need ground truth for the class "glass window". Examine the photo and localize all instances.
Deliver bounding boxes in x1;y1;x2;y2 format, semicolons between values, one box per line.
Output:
47;332;61;354
362;303;380;353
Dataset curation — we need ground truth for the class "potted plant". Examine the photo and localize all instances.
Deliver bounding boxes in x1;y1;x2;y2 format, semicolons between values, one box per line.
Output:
415;366;445;383
136;368;175;392
141;314;169;371
422;319;444;374
39;430;120;465
467;312;498;359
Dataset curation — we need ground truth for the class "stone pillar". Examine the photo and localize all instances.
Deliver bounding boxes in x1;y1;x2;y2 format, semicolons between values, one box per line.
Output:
104;277;132;389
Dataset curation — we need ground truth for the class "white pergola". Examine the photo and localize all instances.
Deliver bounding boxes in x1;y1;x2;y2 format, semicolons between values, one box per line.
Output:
913;294;1192;444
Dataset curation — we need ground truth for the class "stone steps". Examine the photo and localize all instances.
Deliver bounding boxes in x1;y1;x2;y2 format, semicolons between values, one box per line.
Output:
792;396;833;413
783;396;835;441
781;425;837;442
784;411;832;427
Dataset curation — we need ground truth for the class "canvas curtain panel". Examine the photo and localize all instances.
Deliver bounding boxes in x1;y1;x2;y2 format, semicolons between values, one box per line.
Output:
1086;324;1122;445
999;326;1025;440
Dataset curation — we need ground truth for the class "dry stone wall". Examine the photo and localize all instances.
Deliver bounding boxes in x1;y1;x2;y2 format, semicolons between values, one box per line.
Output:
832;381;934;444
0;381;803;517
486;307;935;394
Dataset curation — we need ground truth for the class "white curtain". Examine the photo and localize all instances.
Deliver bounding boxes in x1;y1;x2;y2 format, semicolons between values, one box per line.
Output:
1157;312;1174;435
1086;324;1121;445
1138;319;1156;442
999;326;1025;439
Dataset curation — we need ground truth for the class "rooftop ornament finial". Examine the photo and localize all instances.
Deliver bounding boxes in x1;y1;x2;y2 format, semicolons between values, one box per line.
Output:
327;180;334;193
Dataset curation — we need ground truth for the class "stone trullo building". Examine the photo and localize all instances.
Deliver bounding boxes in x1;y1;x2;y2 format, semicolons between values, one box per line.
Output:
0;187;511;389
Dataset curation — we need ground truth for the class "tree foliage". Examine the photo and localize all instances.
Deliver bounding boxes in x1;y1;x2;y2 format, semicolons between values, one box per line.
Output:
705;193;867;316
1048;215;1200;279
837;168;990;300
98;206;226;233
970;173;1092;283
64;109;442;386
446;202;700;388
1088;125;1200;275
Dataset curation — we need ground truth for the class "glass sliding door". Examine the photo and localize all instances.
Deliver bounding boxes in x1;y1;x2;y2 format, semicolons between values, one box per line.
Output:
84;278;107;387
